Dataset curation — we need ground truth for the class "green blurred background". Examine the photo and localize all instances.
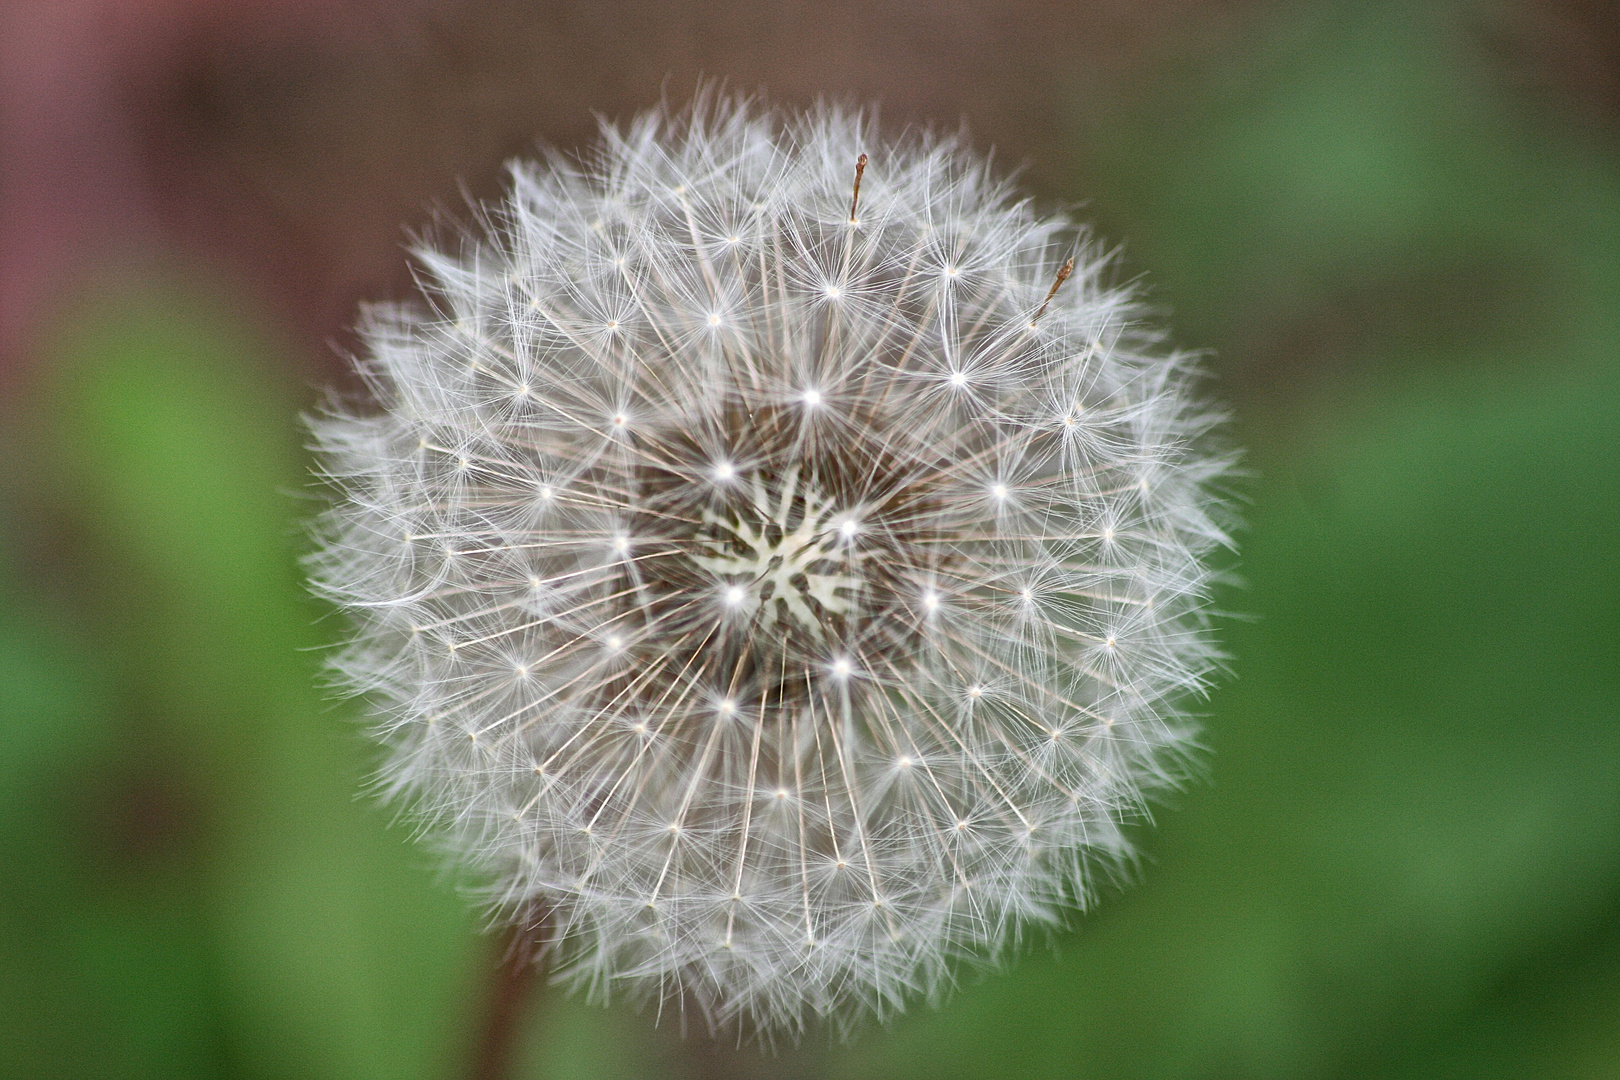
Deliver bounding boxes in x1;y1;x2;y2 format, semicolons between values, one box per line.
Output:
2;0;1617;1077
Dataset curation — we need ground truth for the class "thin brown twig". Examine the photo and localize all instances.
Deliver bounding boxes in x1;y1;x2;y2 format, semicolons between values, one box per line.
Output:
849;153;868;222
1033;257;1075;324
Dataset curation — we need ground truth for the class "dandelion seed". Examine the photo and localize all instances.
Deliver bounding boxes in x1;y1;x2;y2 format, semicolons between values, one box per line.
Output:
308;92;1234;1040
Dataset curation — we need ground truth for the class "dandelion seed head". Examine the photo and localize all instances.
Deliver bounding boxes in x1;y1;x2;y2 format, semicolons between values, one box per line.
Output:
308;92;1234;1040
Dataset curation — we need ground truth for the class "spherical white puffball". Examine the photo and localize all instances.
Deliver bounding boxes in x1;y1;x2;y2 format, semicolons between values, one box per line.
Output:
308;93;1235;1038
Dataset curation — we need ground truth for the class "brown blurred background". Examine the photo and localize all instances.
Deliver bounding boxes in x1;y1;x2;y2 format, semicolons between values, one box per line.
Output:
12;0;1612;387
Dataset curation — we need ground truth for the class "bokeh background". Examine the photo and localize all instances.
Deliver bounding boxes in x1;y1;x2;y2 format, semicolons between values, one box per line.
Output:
2;0;1617;1077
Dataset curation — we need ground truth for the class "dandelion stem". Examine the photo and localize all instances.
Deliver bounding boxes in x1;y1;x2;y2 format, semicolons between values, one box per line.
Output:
470;910;551;1080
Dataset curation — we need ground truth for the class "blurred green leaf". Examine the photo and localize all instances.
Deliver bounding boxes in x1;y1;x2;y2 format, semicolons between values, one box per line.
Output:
6;290;487;1079
826;297;1620;1080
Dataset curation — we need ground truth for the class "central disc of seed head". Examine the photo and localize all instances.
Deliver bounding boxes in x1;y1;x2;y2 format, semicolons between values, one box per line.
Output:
624;417;935;695
691;467;860;640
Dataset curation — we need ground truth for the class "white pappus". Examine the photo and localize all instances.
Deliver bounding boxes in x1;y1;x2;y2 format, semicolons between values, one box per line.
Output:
308;92;1235;1039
